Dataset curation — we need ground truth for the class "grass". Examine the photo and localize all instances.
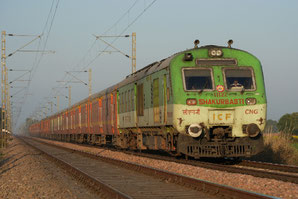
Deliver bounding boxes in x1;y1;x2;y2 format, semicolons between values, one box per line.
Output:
293;142;298;150
0;140;3;161
251;133;298;165
292;137;298;150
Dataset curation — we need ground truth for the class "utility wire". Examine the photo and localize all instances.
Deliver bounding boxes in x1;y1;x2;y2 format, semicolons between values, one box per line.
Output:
30;0;157;122
15;0;60;127
103;0;139;35
82;0;157;70
50;0;157;110
45;0;141;98
7;35;42;57
67;0;139;74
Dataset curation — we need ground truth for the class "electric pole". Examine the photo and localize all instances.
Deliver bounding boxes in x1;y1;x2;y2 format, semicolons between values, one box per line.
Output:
132;32;136;73
93;32;136;74
1;31;8;147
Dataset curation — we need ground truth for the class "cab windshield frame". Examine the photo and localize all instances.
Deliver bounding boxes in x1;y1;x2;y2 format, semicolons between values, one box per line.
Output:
222;67;256;92
182;67;215;92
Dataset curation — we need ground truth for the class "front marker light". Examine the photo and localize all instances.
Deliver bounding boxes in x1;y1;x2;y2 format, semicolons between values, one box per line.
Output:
246;98;257;105
186;99;197;105
216;50;222;56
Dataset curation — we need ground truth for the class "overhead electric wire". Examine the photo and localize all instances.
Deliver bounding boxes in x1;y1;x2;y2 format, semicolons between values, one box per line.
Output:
14;0;60;127
29;0;157;122
103;0;139;35
47;0;158;111
7;35;42;57
82;0;158;70
64;0;139;77
50;0;139;89
45;0;142;96
30;0;60;80
16;0;59;125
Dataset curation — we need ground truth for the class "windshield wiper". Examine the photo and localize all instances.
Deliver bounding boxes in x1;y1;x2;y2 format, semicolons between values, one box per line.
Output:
198;81;209;94
240;87;245;95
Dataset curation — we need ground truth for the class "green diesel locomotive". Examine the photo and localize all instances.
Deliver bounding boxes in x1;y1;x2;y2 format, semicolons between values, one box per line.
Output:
117;40;266;158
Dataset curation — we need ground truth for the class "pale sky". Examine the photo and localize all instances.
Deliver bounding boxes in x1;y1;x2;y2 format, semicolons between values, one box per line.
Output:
0;0;298;129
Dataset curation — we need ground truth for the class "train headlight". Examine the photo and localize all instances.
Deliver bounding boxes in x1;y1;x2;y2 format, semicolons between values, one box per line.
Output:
209;48;223;57
216;49;222;56
188;124;203;138
186;99;197;105
246;98;257;105
246;123;260;137
210;50;217;57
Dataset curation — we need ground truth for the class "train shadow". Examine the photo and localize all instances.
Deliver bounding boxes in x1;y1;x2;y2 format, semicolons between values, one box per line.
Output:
248;144;284;164
0;155;16;168
0;152;40;175
0;163;20;175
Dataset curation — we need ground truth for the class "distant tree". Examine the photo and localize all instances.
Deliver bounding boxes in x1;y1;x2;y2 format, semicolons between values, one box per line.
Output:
22;117;39;135
277;112;298;137
292;112;298;135
264;119;278;133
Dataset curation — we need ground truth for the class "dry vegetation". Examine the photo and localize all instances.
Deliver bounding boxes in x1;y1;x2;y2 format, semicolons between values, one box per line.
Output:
251;133;298;165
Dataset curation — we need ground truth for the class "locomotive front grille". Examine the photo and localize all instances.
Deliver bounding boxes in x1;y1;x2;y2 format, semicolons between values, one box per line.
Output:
178;133;264;158
187;144;253;158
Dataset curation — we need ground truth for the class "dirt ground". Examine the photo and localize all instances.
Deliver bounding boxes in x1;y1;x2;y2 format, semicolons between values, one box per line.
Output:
0;137;100;199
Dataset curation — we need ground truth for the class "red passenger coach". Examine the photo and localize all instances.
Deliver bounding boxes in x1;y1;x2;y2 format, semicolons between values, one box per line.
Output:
29;123;40;137
29;85;120;145
90;98;97;134
70;108;75;134
81;103;87;135
75;105;81;134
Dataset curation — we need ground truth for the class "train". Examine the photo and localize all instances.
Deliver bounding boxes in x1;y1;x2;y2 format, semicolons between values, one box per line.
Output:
29;40;266;158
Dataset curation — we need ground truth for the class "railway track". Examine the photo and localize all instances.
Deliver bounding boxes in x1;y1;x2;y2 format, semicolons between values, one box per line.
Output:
239;160;298;174
19;136;275;199
121;150;298;184
30;136;298;184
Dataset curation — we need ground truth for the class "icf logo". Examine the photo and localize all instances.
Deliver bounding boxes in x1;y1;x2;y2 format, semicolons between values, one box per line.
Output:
216;85;224;92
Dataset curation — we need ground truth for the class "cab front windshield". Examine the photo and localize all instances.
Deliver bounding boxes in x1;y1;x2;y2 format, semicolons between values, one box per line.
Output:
183;68;213;91
224;68;255;91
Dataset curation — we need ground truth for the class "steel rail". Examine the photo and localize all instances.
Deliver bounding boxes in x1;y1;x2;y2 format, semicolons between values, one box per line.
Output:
122;150;298;184
240;160;298;174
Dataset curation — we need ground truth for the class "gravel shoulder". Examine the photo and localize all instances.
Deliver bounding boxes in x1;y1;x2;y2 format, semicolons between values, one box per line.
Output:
0;137;100;199
35;137;298;199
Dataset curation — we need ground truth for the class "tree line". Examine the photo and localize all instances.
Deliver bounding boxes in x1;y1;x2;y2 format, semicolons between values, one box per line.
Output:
265;112;298;136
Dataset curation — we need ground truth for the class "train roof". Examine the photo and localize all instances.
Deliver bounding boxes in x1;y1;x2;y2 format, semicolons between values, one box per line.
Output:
40;45;258;120
44;53;175;119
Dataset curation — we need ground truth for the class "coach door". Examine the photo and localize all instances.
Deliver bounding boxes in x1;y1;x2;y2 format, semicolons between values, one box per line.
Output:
153;78;160;124
110;92;118;135
163;74;167;124
136;83;143;125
